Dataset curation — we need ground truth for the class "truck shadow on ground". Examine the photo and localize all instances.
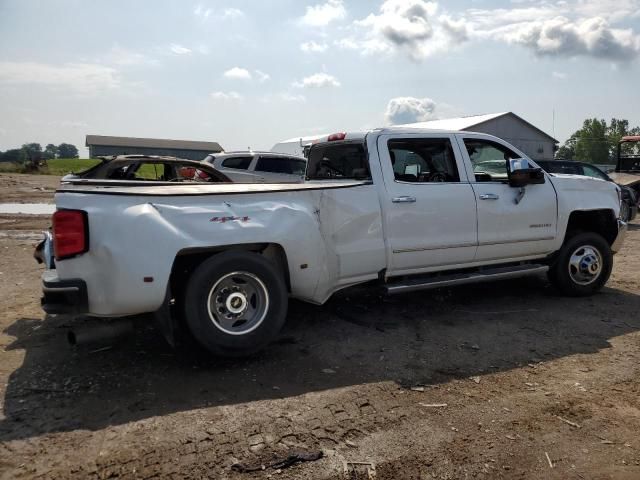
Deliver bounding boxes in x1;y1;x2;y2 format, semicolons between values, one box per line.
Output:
1;275;639;442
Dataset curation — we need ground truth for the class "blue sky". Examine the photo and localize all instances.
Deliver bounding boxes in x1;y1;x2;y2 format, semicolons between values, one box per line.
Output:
1;0;639;155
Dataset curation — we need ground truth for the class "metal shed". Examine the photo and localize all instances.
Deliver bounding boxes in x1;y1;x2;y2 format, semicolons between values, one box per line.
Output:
86;135;224;160
400;112;558;160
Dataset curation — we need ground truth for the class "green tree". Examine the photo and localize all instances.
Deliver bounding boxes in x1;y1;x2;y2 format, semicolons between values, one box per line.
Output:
557;118;640;162
43;143;58;159
608;119;640;156
555;132;577;159
2;148;26;163
57;143;79;158
21;142;42;158
573;119;609;164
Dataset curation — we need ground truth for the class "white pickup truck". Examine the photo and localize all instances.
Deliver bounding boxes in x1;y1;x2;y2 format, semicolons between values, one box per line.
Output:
39;128;627;356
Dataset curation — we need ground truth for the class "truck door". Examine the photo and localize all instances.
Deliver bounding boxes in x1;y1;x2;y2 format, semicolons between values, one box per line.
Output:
456;134;557;261
376;133;478;275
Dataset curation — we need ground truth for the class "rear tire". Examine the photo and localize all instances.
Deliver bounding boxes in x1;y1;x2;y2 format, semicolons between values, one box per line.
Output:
183;251;288;356
548;232;612;297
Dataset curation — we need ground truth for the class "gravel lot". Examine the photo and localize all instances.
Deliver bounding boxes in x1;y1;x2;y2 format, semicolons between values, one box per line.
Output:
0;173;639;479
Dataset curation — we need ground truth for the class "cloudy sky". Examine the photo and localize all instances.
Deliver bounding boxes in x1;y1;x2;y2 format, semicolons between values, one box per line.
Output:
1;0;639;155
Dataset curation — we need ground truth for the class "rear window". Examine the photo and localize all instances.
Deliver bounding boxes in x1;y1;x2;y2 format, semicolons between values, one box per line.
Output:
255;156;306;175
306;142;369;180
222;156;253;170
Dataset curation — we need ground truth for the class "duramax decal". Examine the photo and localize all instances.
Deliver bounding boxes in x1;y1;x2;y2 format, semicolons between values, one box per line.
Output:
530;223;552;228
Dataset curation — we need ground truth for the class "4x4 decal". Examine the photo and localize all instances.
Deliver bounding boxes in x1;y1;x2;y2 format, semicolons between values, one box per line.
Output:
210;216;250;223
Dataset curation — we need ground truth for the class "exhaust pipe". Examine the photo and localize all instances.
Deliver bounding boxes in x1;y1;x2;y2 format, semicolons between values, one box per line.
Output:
67;319;134;346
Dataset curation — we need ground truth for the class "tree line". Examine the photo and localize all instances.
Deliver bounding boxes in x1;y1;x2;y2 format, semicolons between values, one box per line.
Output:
556;118;640;163
0;142;79;163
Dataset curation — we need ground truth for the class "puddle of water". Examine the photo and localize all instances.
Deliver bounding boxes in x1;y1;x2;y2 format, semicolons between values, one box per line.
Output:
0;203;55;215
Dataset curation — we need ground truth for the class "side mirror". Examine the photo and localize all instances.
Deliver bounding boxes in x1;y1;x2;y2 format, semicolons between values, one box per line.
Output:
508;159;545;188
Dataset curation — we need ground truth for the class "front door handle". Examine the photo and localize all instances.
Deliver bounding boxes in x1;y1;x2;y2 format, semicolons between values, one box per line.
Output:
479;193;500;200
392;196;416;203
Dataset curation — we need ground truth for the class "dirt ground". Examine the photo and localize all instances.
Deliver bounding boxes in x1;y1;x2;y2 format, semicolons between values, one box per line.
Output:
0;174;639;480
0;174;60;204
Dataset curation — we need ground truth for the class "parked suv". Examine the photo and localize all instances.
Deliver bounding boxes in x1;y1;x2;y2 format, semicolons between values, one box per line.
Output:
203;151;306;183
537;160;638;222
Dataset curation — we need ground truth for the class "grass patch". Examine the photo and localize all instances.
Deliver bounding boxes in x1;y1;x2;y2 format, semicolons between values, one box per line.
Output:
45;158;101;176
0;162;22;173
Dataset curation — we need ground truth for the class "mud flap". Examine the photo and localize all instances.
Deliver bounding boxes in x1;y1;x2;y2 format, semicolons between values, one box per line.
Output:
153;287;177;348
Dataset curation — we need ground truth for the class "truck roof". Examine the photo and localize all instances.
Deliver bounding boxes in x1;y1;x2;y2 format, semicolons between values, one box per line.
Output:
312;127;500;145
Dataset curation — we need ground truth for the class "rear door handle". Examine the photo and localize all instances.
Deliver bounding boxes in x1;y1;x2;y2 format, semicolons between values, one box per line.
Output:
392;196;416;203
479;193;500;200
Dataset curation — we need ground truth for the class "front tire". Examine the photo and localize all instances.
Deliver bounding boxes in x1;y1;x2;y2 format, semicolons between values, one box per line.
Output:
548;232;612;297
183;251;288;356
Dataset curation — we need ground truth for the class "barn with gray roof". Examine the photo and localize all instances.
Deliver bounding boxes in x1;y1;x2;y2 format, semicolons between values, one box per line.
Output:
86;135;224;160
400;112;558;160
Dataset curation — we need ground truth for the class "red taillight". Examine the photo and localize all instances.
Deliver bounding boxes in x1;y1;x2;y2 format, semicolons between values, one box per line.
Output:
53;210;88;260
328;132;346;141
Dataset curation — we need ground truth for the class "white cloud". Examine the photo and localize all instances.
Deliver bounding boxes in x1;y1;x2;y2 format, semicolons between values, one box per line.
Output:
0;61;120;94
384;96;437;125
300;0;347;27
280;93;307;102
467;3;640;61
105;46;159;67
340;0;469;60
222;7;244;19
169;44;192;55
341;0;640;62
195;5;244;20
552;71;568;79
293;72;341;88
223;67;252;80
210;91;243;101
255;70;270;82
54;120;89;128
193;4;212;19
499;16;640;61
300;40;329;53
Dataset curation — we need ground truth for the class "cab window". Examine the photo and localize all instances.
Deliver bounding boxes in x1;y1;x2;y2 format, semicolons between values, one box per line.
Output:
388;138;459;183
464;139;521;182
306;143;369;180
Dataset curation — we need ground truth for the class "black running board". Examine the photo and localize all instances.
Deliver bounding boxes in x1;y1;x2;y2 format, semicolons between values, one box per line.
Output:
385;264;549;295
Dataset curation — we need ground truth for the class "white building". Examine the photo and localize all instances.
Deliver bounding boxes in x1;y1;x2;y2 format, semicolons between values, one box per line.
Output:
399;112;558;160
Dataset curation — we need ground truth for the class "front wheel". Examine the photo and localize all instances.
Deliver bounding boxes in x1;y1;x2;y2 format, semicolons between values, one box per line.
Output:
183;251;288;356
548;232;613;297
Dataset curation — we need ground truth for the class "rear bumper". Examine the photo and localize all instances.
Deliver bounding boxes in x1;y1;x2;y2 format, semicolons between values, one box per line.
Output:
41;270;88;315
611;219;628;254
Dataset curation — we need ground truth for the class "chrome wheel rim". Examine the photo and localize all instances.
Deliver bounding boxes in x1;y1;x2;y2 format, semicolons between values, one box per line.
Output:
568;245;603;286
206;271;269;335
